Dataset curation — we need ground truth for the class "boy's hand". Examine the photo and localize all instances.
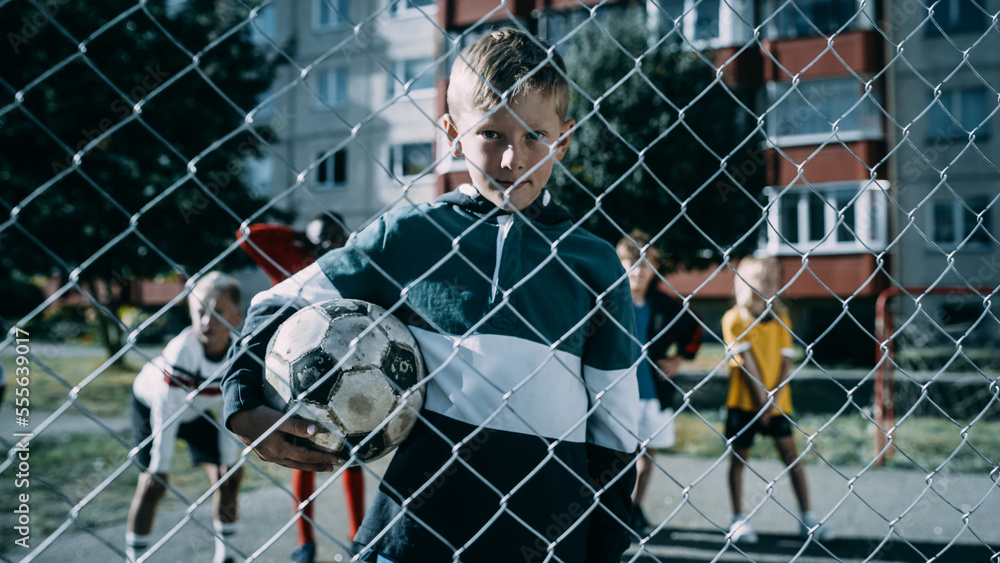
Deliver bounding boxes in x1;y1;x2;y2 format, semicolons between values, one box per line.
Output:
655;356;684;379
229;405;343;472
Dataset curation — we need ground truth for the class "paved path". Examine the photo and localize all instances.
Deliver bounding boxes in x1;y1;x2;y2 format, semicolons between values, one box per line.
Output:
3;445;997;562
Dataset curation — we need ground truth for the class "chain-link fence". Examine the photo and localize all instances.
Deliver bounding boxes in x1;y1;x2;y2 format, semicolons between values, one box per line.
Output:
1;0;999;561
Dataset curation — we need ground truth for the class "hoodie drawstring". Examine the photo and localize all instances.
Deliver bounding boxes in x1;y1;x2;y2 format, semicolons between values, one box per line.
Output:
491;215;514;303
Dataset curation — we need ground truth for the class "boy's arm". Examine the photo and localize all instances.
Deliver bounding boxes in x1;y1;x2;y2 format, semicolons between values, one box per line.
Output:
773;355;794;410
581;283;640;562
649;293;703;379
736;349;772;423
772;318;796;410
224;216;393;471
222;264;345;471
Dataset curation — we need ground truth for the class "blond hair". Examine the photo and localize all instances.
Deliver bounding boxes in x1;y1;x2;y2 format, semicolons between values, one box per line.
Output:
733;256;786;316
615;229;661;269
447;28;570;121
189;271;241;309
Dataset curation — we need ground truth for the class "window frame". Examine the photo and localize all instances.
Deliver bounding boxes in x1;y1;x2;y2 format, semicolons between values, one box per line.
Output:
926;87;992;142
388;142;434;181
389;0;438;19
387;58;437;100
927;0;988;35
313;67;350;111
313;0;350;32
764;76;884;147
314;148;348;191
926;195;995;250
764;181;889;255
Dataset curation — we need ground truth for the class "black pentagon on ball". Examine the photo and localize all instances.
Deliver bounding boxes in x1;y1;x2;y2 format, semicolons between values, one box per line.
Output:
342;430;390;462
381;340;420;392
317;299;372;324
289;348;342;403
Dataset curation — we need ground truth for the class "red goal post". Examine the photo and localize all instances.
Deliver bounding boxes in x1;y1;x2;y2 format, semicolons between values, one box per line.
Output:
873;285;996;466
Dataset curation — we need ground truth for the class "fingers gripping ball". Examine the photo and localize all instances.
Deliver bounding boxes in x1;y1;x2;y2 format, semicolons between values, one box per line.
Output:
263;299;426;462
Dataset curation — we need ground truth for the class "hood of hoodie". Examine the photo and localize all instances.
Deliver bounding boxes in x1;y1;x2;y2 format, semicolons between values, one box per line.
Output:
435;183;574;226
436;184;575;304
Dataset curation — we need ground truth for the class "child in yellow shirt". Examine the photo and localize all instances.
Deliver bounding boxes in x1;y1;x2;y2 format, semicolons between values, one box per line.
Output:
721;256;832;543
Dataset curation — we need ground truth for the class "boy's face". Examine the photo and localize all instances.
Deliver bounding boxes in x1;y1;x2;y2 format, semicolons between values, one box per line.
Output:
189;290;242;353
445;91;574;211
622;258;656;295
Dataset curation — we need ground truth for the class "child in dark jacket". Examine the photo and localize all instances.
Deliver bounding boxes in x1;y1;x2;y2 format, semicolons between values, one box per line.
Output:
223;28;640;562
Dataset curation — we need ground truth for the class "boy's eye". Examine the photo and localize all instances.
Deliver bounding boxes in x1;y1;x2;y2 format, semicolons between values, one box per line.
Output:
527;131;544;141
482;130;500;139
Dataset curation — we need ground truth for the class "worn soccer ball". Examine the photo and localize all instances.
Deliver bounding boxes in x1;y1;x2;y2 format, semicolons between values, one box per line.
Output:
263;298;426;462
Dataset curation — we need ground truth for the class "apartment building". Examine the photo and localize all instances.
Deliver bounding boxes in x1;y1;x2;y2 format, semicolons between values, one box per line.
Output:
249;0;443;231
886;0;998;350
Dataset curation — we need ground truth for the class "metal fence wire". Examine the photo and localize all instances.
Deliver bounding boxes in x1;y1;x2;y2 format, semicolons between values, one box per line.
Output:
1;0;999;562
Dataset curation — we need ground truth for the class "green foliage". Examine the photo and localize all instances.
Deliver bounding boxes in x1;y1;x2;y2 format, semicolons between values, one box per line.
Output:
553;6;766;270
0;0;285;283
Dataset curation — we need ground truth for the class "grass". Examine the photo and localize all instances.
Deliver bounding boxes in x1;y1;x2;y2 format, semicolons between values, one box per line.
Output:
2;347;998;537
665;409;1000;474
0;350;288;537
3;353;141;418
0;430;289;537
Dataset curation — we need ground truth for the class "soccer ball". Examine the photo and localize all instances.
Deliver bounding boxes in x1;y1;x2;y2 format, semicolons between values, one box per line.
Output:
263;298;426;462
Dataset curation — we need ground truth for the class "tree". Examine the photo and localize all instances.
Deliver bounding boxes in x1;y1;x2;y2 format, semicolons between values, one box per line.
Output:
0;0;287;355
552;5;766;271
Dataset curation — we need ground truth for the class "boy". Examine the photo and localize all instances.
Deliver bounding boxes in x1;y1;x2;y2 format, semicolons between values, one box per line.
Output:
616;230;703;536
223;28;640;562
127;272;245;563
238;211;365;563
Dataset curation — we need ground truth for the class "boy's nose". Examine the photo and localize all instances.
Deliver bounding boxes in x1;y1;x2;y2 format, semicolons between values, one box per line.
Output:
501;145;521;170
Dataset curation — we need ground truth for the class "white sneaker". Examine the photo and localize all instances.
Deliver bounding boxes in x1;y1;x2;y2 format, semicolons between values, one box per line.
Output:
729;514;758;544
799;512;833;541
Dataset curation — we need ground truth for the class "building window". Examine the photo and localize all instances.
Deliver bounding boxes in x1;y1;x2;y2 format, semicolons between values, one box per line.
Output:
929;196;993;248
693;0;721;40
314;0;349;31
390;0;437;18
766;77;883;145
771;0;856;38
388;58;437;99
929;0;987;35
389;142;433;179
766;181;888;254
314;68;349;110
315;149;347;189
927;88;991;141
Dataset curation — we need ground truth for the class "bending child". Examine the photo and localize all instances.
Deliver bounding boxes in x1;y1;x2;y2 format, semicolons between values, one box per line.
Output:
127;272;245;563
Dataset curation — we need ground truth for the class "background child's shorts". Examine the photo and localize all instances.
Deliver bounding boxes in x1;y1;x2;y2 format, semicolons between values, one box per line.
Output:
637;399;675;449
130;391;232;472
725;408;792;450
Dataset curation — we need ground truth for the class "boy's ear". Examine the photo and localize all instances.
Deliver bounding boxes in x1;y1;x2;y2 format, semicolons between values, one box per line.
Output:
554;119;575;160
441;113;463;158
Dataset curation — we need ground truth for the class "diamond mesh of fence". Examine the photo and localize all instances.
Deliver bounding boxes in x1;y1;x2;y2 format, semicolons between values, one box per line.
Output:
1;0;999;562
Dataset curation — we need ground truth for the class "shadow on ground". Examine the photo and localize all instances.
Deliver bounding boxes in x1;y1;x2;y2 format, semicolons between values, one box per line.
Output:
625;527;999;562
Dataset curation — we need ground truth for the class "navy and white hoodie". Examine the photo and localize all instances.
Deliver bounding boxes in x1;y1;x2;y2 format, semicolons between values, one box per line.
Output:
223;185;640;562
